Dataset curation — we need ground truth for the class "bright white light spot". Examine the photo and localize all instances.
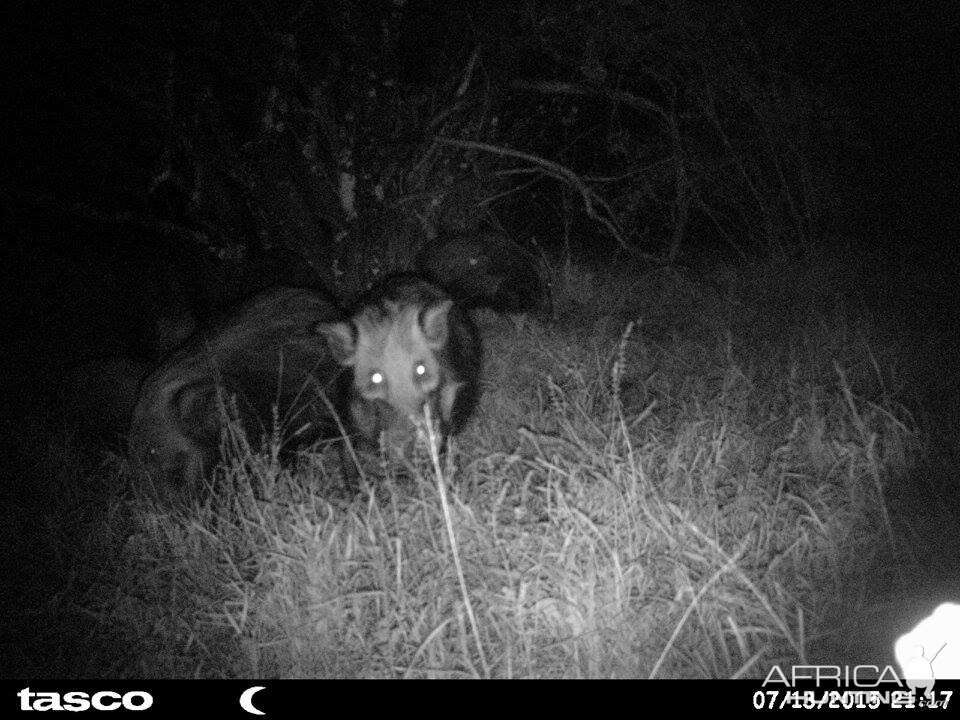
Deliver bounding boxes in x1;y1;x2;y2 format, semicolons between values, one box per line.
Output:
895;602;960;691
371;372;383;385
415;364;426;376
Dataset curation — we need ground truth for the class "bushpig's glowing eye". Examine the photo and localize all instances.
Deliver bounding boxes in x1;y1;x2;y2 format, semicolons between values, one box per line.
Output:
415;363;427;377
371;372;384;385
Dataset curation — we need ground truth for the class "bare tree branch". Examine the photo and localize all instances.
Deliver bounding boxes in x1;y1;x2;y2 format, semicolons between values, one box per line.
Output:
435;137;658;260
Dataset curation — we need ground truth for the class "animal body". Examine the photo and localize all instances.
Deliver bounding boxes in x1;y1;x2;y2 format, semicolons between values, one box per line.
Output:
128;286;342;490
129;276;481;491
315;274;481;457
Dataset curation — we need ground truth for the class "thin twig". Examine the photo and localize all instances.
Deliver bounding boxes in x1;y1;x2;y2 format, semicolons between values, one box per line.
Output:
423;403;490;678
436;137;657;261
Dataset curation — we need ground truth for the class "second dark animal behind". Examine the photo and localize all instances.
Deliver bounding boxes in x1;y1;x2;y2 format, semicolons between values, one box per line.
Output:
415;232;549;313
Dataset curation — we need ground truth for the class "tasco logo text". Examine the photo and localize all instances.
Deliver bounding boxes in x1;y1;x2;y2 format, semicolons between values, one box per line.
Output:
18;688;153;712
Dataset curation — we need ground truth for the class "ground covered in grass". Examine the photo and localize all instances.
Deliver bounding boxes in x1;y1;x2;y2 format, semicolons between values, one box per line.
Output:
3;251;953;679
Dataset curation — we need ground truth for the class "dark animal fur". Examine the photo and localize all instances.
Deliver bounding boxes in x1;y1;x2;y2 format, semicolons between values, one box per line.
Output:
130;277;482;491
315;274;481;454
415;232;549;313
128;287;343;489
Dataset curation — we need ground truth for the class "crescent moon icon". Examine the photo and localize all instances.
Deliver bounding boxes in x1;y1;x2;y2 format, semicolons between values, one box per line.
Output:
239;686;266;716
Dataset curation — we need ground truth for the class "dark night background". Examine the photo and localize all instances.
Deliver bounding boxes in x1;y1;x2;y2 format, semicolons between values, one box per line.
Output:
0;0;958;680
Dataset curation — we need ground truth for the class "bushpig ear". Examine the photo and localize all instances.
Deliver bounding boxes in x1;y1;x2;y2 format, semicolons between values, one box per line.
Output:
420;299;453;348
314;320;358;365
